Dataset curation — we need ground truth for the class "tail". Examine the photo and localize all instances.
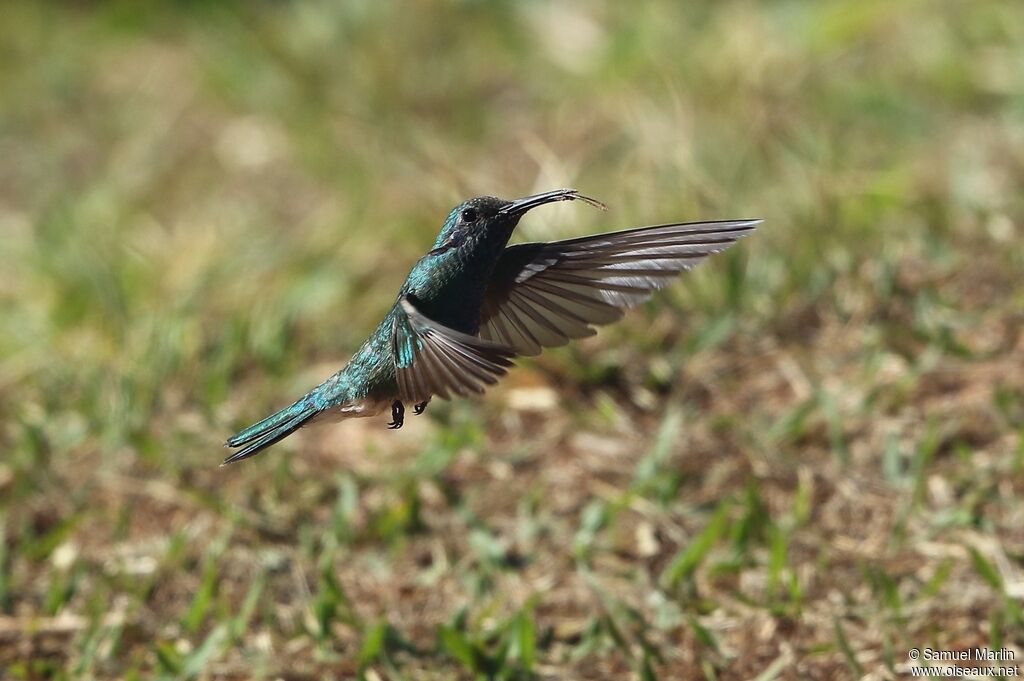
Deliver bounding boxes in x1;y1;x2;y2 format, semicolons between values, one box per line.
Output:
222;399;319;465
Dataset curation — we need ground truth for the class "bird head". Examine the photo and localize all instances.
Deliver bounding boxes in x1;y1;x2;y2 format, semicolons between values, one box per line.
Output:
428;188;606;257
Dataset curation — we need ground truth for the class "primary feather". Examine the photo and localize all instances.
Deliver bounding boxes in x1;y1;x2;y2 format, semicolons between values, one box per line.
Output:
478;219;760;356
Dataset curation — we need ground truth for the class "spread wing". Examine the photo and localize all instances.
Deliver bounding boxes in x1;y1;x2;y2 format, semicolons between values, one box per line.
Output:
392;297;515;403
478;219;760;356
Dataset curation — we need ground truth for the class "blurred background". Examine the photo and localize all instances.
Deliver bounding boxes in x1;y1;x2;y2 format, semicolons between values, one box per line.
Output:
2;1;1023;678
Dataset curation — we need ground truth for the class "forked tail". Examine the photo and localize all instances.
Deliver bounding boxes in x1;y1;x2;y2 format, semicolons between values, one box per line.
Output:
222;399;319;465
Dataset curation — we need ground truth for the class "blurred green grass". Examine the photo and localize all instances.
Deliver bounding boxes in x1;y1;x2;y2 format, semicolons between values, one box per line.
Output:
1;1;1023;678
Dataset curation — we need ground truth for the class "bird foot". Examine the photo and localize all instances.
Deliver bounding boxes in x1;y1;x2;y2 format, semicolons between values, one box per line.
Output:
387;400;405;429
413;400;429;415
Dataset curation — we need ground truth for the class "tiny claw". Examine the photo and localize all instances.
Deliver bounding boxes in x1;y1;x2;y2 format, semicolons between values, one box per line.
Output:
387;400;405;429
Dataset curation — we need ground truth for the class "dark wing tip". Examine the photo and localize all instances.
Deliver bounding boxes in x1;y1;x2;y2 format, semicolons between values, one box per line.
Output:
722;218;761;240
698;217;762;231
728;218;762;233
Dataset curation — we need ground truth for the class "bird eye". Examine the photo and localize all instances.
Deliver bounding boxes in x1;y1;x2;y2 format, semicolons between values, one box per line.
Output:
460;208;478;223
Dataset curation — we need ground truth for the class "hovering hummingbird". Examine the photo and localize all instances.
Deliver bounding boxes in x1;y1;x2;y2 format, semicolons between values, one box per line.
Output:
223;189;759;464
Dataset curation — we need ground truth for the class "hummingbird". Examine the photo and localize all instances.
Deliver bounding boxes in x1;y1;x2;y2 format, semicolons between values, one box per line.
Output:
223;189;759;465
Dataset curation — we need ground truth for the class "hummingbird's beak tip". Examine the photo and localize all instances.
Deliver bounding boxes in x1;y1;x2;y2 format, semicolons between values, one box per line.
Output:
501;188;607;215
564;189;608;212
580;193;609;211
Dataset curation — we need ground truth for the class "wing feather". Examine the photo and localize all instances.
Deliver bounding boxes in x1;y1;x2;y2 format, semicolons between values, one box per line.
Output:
392;297;515;403
479;219;760;356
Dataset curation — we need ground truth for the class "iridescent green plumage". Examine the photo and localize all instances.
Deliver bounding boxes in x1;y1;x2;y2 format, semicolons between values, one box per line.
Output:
223;189;759;464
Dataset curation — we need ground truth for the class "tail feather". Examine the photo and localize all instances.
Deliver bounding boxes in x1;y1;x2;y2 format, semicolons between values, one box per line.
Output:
222;402;318;465
226;398;310;447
